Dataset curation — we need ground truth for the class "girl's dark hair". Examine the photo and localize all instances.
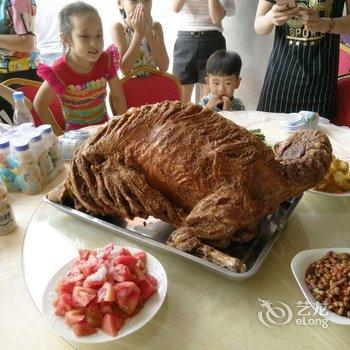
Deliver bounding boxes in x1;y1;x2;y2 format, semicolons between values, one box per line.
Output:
206;50;242;77
119;9;126;19
59;1;100;38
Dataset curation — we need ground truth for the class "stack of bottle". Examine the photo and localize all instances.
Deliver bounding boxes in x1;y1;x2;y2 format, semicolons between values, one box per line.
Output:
0;124;64;195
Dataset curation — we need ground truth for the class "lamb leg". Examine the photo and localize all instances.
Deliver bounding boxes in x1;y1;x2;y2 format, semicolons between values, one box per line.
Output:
167;228;246;272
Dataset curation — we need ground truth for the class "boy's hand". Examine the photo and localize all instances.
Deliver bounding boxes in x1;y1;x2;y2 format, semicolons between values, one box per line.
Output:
267;2;299;26
221;96;231;111
206;96;223;110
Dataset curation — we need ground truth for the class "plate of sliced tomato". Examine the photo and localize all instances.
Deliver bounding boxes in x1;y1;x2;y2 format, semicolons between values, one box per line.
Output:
42;244;167;343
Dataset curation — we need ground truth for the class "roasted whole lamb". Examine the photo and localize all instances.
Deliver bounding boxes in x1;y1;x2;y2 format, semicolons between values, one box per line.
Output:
49;101;332;272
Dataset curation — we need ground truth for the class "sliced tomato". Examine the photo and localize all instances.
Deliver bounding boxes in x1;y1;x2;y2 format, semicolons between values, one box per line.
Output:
109;264;132;283
117;247;132;257
134;251;147;265
65;309;85;326
146;274;158;287
55;279;75;294
96;243;114;260
72;321;97;336
100;302;114;315
78;249;91;261
83;266;107;289
114;282;140;314
54;293;73;316
136;275;157;301
97;282;116;303
112;305;130;320
112;255;137;271
101;314;124;337
86;303;104;327
72;286;96;307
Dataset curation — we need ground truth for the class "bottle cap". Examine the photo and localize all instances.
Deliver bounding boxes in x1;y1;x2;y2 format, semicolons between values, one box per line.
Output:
12;91;25;101
37;124;53;135
0;138;10;149
17;122;34;130
30;131;42;143
13;139;30;152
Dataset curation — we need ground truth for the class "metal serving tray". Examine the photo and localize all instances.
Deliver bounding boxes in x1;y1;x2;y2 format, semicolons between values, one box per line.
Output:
43;195;302;281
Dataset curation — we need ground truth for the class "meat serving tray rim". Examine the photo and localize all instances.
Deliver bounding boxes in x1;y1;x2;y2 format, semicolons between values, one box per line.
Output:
42;195;302;281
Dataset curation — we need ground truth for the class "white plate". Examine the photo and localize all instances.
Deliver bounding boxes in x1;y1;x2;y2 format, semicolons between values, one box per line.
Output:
291;248;350;325
42;246;168;343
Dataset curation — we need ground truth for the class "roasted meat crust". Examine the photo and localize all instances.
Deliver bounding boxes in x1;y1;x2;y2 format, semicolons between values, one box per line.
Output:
48;101;332;271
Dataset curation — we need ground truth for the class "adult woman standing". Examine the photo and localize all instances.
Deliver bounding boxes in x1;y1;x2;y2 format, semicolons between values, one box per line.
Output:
255;0;350;120
0;0;39;122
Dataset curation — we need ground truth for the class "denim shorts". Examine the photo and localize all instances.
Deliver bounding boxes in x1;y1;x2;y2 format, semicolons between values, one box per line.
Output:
173;30;226;85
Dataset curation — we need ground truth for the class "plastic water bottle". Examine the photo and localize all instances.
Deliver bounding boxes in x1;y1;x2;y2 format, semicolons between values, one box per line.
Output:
13;139;42;194
12;91;35;127
38;124;64;181
0;138;19;191
29;131;54;184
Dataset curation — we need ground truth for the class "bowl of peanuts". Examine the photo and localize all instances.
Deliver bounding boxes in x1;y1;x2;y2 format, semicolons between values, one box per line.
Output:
291;248;350;325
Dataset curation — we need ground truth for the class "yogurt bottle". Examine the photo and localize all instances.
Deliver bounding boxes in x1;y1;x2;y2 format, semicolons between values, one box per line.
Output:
13;139;42;194
0;138;19;192
0;184;16;235
37;124;64;181
29;131;54;184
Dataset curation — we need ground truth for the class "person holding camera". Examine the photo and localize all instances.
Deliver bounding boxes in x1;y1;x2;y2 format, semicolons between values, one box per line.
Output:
255;0;350;120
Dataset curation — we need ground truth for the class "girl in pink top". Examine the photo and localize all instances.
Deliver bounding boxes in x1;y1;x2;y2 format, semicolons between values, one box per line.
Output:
34;1;127;135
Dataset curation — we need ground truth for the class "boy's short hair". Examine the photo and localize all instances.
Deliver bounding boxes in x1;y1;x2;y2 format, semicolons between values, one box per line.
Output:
206;50;242;77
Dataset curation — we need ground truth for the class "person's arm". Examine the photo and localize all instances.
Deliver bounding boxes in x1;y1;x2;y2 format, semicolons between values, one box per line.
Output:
108;76;127;116
145;22;169;72
33;82;64;136
0;84;32;110
171;0;186;13
111;5;146;75
300;0;350;34
254;0;299;36
0;34;35;53
208;0;226;24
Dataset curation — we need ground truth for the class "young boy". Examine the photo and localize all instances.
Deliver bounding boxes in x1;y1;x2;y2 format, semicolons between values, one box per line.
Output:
199;50;245;112
171;0;236;103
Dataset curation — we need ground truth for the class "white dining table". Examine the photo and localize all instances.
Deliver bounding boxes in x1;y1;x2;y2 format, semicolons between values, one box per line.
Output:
1;110;350;350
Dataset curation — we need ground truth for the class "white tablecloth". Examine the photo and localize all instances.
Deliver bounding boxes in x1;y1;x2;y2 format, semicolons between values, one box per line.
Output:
220;111;350;162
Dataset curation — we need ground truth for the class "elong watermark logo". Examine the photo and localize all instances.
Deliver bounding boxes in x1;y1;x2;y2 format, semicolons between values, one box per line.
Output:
257;298;329;328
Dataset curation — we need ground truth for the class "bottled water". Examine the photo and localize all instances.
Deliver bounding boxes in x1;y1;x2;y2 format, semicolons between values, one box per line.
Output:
12;91;35;127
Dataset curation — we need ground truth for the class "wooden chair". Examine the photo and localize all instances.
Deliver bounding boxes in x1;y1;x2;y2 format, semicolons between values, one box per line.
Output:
1;78;65;130
110;67;182;115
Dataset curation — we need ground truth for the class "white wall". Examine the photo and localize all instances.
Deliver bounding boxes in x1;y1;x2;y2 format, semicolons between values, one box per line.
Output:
89;0;274;109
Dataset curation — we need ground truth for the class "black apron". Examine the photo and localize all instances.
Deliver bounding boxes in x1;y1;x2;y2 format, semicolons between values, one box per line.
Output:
257;0;345;119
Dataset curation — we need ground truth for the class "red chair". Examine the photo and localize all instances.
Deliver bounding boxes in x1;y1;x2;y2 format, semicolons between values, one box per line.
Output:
334;73;350;127
110;67;182;115
1;78;65;130
339;43;350;76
